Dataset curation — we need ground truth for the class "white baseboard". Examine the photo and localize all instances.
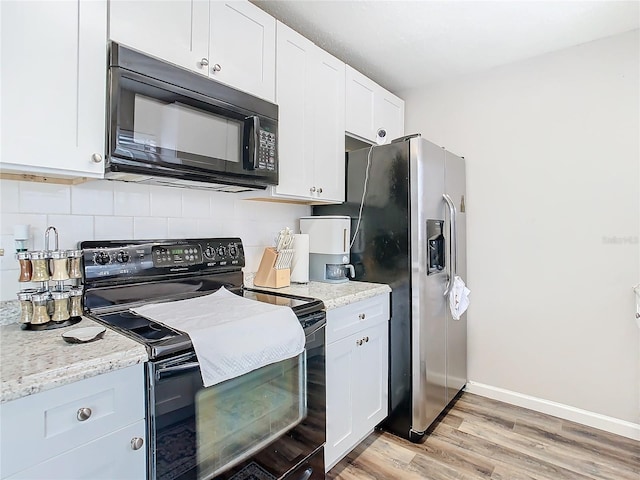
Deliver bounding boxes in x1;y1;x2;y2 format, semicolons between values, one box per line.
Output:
465;381;640;441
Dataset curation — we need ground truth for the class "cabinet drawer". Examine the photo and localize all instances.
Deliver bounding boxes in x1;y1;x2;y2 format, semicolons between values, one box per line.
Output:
0;364;144;478
326;294;390;344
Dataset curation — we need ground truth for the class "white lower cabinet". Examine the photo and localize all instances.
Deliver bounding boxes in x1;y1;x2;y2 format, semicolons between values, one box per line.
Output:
0;364;146;480
325;294;390;471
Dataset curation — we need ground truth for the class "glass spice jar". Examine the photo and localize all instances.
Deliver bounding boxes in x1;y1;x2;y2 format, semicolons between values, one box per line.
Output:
16;252;32;282
17;290;36;324
51;290;70;322
50;250;70;281
31;292;51;324
67;250;83;279
69;287;83;319
30;251;51;282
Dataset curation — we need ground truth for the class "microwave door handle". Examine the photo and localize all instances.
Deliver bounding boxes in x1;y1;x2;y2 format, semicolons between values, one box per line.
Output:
243;115;260;170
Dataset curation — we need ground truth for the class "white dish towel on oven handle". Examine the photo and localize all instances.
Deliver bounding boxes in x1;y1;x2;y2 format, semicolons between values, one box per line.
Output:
449;276;470;320
130;287;305;387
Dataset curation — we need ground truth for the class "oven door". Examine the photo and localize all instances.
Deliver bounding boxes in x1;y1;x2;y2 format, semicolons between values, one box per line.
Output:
147;323;325;480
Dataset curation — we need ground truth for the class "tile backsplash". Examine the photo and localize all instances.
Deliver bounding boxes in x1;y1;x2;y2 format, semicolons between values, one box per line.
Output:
0;179;310;301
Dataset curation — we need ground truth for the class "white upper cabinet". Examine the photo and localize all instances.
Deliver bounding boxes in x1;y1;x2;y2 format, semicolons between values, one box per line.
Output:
345;65;405;144
109;1;276;102
0;0;107;178
109;0;210;74
273;22;345;203
209;1;276;102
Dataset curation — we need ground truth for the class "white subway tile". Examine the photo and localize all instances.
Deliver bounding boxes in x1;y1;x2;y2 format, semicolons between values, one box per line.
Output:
150;185;182;217
197;219;222;237
210;192;237;220
95;216;134;240
114;182;150;216
168;218;199;238
0;180;20;213
0;214;48;250
46;215;94;249
72;181;114;216
134;217;167;239
242;246;264;273
19;182;71;214
0;234;19;271
182;190;211;218
0;269;20;301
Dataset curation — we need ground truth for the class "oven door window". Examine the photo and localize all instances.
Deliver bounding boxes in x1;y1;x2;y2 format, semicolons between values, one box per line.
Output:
114;77;244;172
196;352;307;479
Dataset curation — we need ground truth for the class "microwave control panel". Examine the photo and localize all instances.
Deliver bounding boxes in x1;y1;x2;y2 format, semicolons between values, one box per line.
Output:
258;129;276;171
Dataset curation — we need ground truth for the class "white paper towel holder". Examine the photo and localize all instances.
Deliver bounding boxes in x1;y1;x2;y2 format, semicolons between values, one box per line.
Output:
290;233;309;283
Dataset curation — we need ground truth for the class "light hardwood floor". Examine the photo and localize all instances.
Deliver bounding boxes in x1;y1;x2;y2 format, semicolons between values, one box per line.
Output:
327;392;639;480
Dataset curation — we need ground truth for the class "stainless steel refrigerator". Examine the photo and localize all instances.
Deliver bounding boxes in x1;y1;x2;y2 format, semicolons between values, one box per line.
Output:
314;134;467;441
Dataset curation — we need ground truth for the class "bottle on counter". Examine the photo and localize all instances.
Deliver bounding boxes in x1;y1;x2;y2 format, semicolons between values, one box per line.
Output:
67;250;83;279
69;287;83;319
31;292;51;325
50;250;70;282
30;251;50;282
17;289;36;324
51;290;70;322
16;252;32;282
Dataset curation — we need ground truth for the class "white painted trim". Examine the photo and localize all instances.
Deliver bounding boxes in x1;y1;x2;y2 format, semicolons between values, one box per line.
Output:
465;382;640;441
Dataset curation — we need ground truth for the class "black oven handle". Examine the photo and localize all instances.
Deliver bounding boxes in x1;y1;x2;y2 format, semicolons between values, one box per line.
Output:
155;361;200;381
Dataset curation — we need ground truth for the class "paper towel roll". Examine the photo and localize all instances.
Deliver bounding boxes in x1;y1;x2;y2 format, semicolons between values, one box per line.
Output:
290;234;309;283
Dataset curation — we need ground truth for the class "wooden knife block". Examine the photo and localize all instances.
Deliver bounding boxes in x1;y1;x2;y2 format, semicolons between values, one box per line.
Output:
253;247;290;288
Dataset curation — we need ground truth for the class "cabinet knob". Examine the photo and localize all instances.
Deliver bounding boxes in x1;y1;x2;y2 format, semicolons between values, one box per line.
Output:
356;339;362;346
212;63;222;73
310;186;316;193
365;336;369;343
91;153;103;163
131;437;144;450
359;313;366;320
198;58;209;68
317;187;323;194
76;407;92;421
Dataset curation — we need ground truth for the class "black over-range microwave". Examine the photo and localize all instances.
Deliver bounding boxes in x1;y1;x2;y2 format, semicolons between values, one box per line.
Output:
106;42;278;191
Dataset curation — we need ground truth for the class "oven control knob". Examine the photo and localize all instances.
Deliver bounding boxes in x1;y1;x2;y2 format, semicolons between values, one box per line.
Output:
94;251;111;265
228;244;239;258
204;246;215;259
116;251;130;263
216;245;227;257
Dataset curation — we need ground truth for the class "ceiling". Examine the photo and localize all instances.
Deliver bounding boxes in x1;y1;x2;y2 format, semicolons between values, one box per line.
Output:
252;1;640;93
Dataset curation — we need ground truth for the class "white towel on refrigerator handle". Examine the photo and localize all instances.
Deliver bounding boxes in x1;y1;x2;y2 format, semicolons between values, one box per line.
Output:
130;287;305;387
449;276;470;320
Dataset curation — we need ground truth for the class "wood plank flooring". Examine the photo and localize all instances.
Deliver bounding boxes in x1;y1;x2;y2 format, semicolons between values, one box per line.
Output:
326;392;639;480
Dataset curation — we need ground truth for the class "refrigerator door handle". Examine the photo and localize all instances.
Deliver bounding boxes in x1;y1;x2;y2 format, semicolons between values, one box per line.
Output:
443;193;457;296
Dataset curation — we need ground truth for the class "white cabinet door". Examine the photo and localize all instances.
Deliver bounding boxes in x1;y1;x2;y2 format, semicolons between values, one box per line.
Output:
356;321;389;428
209;1;275;102
345;66;377;142
0;0;106;178
325;331;357;468
273;22;345;203
375;89;405;143
7;420;146;480
273;21;315;198
345;65;404;144
109;0;210;74
310;48;345;203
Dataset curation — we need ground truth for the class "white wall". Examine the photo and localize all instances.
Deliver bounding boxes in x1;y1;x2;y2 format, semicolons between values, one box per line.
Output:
402;30;639;426
0;179;310;301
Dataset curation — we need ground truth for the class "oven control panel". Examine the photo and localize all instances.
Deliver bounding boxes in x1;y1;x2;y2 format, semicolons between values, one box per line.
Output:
81;238;245;283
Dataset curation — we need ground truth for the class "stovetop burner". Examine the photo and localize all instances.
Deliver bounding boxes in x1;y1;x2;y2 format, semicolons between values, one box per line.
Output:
80;238;324;360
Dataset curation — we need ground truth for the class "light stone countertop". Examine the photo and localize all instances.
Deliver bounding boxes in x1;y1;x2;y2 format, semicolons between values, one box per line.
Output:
1;315;148;403
244;277;391;310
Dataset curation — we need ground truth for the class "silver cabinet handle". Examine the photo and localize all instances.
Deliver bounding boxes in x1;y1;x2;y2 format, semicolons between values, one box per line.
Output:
365;336;369;343
310;186;316;193
356;339;362;346
317;187;323;194
131;437;144;450
198;58;209;68
212;63;222;73
91;153;103;163
442;193;457;296
77;407;92;421
358;313;366;320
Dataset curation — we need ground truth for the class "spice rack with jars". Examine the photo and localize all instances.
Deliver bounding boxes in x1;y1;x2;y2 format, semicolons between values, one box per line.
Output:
15;227;84;331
